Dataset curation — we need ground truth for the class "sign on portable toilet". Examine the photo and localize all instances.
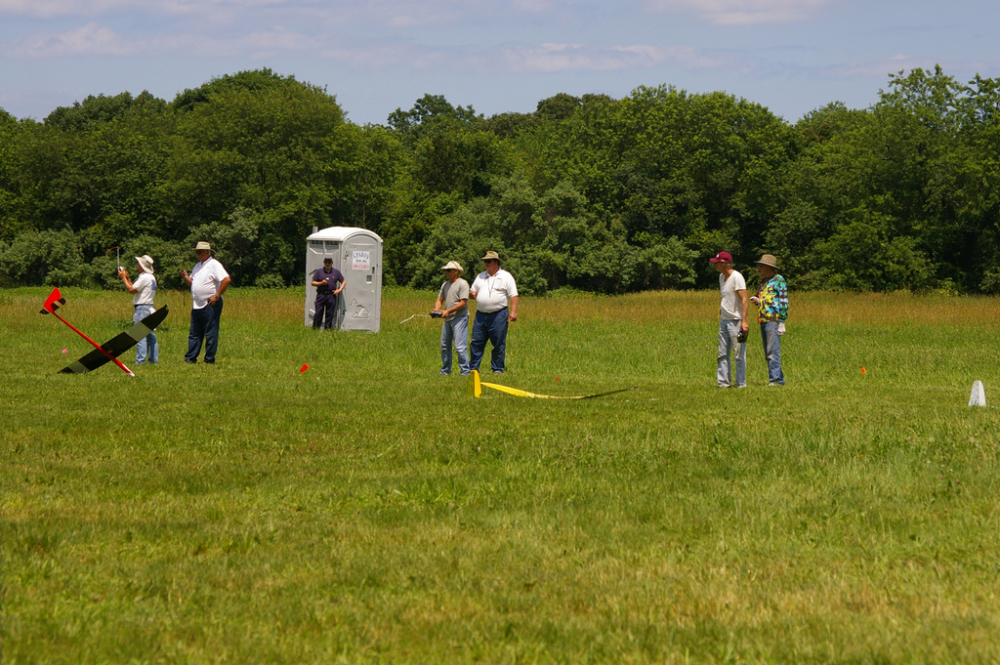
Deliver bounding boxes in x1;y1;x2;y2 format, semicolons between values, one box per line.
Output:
304;227;383;332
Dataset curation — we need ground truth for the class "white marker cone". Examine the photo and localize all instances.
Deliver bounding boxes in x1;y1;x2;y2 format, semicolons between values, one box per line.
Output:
969;381;987;407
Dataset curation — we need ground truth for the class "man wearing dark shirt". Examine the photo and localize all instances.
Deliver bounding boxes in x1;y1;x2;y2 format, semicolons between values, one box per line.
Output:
311;258;346;330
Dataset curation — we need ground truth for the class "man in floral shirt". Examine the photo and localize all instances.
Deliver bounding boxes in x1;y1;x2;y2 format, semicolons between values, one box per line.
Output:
750;254;788;386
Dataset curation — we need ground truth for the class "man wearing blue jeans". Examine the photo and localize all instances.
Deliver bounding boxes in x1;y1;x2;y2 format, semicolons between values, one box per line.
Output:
117;254;159;364
750;254;788;386
181;242;231;364
469;251;518;374
710;251;749;388
433;261;470;375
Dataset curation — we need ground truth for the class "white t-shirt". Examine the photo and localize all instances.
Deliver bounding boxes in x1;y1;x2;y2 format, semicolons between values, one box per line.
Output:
471;268;518;314
719;270;746;320
189;257;230;310
132;272;156;306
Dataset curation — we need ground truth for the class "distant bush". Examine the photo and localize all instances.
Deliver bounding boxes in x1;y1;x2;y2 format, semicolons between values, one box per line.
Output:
0;229;93;287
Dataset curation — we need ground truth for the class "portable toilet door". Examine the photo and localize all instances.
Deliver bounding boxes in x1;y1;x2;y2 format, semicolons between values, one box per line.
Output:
303;227;382;332
340;229;382;332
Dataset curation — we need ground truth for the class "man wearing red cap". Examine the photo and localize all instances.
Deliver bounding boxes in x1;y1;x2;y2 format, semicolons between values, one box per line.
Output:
709;251;748;388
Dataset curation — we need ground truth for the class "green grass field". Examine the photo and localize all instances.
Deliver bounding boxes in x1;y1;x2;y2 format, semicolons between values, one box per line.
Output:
3;286;1000;664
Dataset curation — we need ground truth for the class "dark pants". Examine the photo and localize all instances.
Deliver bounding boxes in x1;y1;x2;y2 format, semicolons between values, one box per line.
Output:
185;299;223;363
469;308;508;373
313;293;337;329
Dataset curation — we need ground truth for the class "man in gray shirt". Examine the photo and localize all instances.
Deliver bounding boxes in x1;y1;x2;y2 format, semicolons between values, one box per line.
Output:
432;261;470;375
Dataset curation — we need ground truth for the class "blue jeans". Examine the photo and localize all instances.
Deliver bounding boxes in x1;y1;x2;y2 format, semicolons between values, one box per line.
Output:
469;308;508;373
185;299;223;363
133;304;159;364
440;315;470;375
717;319;746;388
761;321;785;385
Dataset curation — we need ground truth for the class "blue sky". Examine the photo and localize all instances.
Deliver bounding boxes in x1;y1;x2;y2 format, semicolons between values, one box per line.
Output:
2;0;998;125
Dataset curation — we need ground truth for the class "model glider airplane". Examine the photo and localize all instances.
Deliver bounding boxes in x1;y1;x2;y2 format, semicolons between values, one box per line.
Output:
467;370;636;400
40;287;168;376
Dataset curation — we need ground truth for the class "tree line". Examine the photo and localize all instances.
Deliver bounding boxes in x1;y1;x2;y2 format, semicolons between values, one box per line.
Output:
1;66;998;294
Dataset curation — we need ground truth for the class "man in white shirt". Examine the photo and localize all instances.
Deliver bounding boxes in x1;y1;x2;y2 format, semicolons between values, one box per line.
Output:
468;251;518;374
117;254;158;364
709;251;748;388
180;241;231;364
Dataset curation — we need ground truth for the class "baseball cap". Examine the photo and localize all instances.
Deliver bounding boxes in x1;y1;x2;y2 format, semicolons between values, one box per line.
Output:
709;251;733;264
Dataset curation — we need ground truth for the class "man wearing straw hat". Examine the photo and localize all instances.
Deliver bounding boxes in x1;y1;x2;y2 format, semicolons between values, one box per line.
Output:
469;251;518;374
117;254;159;364
750;253;788;386
180;241;231;364
432;260;470;375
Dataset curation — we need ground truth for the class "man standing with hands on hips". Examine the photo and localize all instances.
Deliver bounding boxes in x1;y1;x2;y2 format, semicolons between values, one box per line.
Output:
469;251;518;375
710;251;748;388
181;241;230;364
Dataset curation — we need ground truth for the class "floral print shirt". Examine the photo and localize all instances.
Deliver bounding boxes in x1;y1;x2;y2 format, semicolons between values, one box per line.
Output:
755;275;788;323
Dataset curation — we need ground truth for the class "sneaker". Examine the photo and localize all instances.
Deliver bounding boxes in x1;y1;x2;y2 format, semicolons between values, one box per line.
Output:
768;382;783;387
493;370;504;375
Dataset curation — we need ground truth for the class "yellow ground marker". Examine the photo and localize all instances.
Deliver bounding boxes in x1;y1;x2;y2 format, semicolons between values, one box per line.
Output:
467;370;636;400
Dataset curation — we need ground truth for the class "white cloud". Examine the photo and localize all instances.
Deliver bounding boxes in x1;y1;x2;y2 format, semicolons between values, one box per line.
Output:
0;0;298;18
7;21;319;58
642;0;836;25
824;55;1000;82
503;42;739;73
315;40;742;74
9;22;133;56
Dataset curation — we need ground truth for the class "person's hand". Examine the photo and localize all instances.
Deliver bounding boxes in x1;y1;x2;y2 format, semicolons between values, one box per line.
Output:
323;278;330;285
777;322;786;336
750;296;760;305
208;295;218;306
740;321;749;334
508;312;518;322
180;269;188;278
469;290;477;298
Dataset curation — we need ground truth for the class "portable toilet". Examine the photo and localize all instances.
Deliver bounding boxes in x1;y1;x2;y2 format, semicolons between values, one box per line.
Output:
304;227;382;332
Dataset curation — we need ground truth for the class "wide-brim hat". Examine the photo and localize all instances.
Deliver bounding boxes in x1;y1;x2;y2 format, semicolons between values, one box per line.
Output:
441;261;464;272
481;251;502;263
135;255;154;274
709;251;733;264
194;241;214;252
755;253;779;269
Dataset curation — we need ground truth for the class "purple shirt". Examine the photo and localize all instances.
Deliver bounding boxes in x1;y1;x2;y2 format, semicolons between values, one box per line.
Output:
312;267;344;294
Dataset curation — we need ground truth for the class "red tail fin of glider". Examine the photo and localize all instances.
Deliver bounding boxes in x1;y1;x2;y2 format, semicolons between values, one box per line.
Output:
40;287;66;315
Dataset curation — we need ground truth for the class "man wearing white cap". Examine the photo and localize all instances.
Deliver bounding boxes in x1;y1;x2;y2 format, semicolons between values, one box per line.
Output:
118;255;159;364
180;241;231;364
432;261;470;375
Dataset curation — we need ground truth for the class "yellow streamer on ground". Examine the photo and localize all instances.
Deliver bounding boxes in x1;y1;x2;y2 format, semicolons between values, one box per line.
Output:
467;370;636;400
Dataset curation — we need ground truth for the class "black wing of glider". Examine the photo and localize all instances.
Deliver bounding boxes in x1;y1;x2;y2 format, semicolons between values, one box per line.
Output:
60;306;169;374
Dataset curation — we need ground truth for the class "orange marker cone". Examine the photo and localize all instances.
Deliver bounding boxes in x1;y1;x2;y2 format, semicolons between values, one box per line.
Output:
861;367;867;375
299;364;310;373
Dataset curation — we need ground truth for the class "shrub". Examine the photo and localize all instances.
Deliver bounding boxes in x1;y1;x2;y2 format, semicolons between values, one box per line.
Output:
0;228;93;287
